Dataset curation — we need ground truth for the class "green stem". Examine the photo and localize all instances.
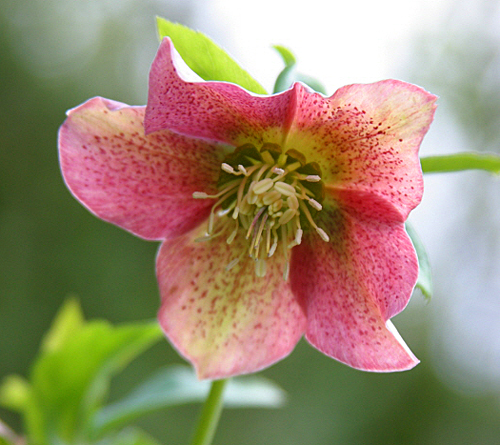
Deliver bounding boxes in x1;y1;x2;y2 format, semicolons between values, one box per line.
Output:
189;379;228;445
420;153;500;174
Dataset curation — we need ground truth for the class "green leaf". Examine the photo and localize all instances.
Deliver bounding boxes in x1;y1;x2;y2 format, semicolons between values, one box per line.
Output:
272;46;297;94
273;45;296;67
420;152;500;174
295;74;327;95
273;65;297;94
91;365;286;438
0;298;86;441
0;374;31;413
224;375;286;408
22;299;163;445
41;296;84;353
96;428;162;445
156;18;267;95
272;46;326;95
406;223;433;300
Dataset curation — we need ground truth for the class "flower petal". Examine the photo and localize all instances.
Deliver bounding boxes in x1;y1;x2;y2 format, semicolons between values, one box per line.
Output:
145;38;296;147
59;97;223;240
326;187;406;223
156;224;307;379
285;80;436;220
289;205;419;371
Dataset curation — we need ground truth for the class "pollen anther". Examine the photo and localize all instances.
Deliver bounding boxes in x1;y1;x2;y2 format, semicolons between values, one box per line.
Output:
274;181;297;197
308;198;322;211
221;163;235;174
193;192;209;199
253;178;274;194
305;174;321;182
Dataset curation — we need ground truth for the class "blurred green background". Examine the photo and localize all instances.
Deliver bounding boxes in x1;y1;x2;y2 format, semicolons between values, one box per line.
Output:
2;0;500;444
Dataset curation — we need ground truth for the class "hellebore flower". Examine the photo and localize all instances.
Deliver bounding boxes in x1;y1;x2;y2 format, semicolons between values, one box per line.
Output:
59;38;437;379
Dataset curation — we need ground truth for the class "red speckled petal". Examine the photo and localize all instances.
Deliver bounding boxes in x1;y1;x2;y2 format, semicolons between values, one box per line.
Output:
156;224;307;379
59;97;223;240
289;204;419;371
285;81;436;220
145;38;296;147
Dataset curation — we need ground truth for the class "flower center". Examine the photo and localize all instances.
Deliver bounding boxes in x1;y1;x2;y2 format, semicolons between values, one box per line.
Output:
193;143;329;279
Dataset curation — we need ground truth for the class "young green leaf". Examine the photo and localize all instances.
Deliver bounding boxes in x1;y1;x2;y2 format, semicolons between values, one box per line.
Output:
156;18;267;95
273;65;297;94
41;296;84;353
272;45;326;94
96;427;162;445
295;74;327;95
406;223;433;300
421;152;500;175
273;45;297;67
91;365;286;438
22;299;162;445
0;374;30;413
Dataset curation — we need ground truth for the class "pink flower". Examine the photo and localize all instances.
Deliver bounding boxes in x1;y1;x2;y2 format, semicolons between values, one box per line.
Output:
59;38;437;379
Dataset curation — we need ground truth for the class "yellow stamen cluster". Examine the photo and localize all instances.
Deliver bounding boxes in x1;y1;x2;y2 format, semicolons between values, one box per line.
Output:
193;143;329;279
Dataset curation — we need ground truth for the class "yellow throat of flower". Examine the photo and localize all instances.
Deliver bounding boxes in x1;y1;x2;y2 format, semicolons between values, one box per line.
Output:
193;143;329;279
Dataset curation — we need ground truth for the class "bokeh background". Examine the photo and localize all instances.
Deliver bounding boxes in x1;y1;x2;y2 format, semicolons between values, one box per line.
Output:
2;0;500;443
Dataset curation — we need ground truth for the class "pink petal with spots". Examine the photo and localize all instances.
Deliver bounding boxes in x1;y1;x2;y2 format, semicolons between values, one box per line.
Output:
285;80;436;220
145;38;297;147
59;97;224;240
326;187;405;223
290;206;419;371
156;224;307;379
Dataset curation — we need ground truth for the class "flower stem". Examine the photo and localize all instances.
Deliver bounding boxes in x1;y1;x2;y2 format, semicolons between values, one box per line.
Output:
189;378;228;445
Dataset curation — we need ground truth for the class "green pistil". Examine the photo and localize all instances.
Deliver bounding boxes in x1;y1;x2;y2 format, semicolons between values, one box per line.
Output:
193;143;329;278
